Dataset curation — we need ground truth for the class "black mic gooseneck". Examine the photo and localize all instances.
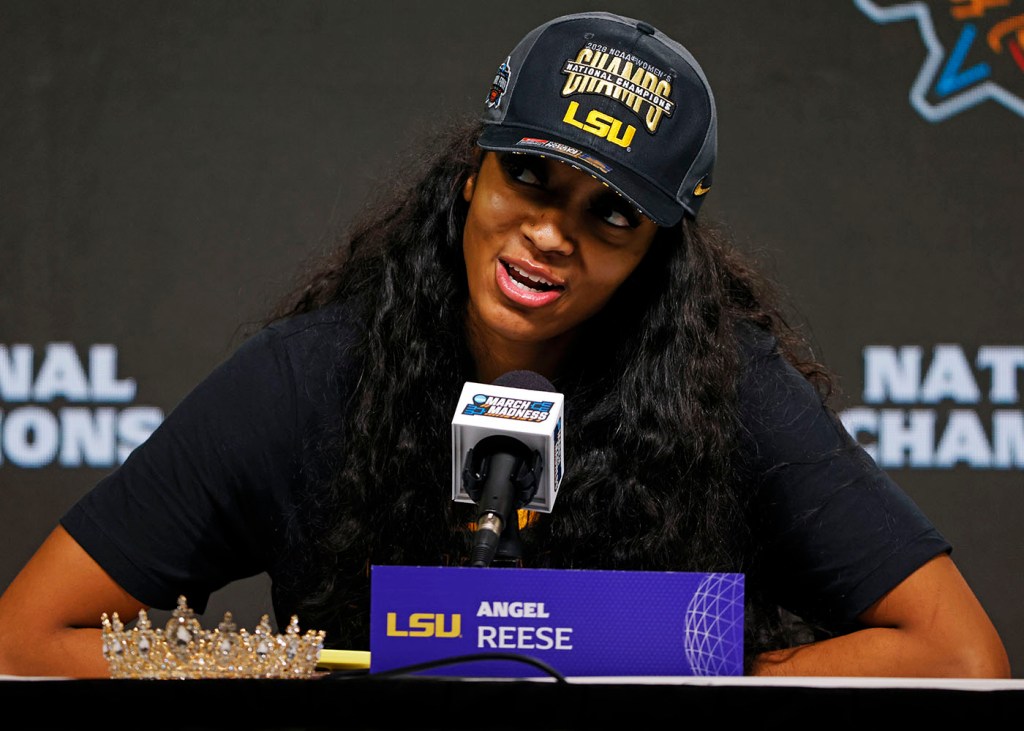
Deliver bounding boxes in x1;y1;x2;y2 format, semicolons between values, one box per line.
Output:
464;435;541;567
464;370;555;568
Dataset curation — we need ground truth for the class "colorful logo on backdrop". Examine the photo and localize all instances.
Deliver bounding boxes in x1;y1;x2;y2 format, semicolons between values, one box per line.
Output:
839;344;1024;469
0;343;163;469
854;0;1024;121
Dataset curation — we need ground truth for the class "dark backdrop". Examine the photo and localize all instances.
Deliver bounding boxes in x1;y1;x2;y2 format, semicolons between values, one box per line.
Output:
2;0;1022;676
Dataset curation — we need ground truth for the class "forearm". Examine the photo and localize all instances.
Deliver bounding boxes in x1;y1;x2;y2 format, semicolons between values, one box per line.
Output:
0;627;109;679
752;625;1010;678
0;526;145;679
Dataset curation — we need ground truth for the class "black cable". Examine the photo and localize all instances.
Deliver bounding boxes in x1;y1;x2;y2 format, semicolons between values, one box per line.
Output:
350;652;568;682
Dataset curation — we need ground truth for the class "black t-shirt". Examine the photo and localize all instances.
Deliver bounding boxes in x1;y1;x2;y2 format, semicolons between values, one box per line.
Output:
63;303;360;616
61;303;950;638
735;327;950;626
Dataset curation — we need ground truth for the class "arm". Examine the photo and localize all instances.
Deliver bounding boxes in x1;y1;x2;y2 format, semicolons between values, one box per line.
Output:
0;525;145;678
0;319;347;680
752;553;1010;678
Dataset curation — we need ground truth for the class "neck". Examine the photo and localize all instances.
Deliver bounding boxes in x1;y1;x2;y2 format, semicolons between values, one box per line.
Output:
466;321;573;386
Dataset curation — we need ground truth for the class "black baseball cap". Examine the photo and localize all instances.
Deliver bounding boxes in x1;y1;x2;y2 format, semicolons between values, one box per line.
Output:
478;11;717;226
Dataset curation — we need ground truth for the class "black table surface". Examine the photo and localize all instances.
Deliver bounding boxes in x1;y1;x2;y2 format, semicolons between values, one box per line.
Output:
3;673;1024;729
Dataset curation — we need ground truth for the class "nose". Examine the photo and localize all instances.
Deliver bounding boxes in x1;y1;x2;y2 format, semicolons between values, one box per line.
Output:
521;206;576;256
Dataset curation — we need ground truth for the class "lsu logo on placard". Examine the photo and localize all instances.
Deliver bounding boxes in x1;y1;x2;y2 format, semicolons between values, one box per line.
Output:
386;612;462;638
462;393;554;423
855;0;1024;121
559;41;677;148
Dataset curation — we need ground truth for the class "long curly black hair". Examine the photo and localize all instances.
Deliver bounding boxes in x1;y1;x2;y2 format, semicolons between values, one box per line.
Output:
265;119;833;673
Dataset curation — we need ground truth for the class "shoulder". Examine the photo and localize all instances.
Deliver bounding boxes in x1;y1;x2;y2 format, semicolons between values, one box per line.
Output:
137;300;366;476
732;322;836;442
223;301;365;404
259;301;365;370
263;299;365;344
730;320;860;483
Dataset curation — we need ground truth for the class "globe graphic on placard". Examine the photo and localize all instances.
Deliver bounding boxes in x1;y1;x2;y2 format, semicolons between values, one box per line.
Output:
683;573;744;675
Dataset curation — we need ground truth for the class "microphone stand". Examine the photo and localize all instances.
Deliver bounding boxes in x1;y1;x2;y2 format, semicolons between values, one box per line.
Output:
492;511;524;567
463;437;542;568
468;451;517;567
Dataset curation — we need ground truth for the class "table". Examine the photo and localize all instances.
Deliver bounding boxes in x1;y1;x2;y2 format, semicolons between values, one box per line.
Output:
4;673;1024;729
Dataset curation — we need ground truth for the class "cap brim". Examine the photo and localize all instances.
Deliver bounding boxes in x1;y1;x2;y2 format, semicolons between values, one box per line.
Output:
477;124;686;227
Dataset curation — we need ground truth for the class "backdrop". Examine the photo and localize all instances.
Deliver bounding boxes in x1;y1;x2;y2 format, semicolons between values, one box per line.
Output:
2;0;1022;675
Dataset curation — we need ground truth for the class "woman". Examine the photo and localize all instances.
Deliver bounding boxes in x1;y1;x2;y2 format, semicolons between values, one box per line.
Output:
0;11;1009;678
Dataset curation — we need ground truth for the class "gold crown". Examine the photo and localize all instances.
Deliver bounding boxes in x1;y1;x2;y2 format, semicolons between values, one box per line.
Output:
101;595;326;679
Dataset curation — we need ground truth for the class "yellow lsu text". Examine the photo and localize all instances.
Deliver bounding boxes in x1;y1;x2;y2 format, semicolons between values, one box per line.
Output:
386;612;462;638
562;101;636;148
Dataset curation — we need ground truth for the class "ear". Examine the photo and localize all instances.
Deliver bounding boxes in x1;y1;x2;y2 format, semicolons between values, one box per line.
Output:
462;173;476;202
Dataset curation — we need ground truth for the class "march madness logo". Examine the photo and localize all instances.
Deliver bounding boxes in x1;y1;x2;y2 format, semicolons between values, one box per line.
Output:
855;0;1024;121
461;393;554;423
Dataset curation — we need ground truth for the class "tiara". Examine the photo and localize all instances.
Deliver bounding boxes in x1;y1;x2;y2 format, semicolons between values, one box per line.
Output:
101;595;326;679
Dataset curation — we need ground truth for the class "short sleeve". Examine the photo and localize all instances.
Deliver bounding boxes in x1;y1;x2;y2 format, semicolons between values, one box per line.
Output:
736;328;951;626
61;322;312;613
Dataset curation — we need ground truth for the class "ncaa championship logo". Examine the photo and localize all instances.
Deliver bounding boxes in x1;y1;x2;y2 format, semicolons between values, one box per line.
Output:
855;0;1024;121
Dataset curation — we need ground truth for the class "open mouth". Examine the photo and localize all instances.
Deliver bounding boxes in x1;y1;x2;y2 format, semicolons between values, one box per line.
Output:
502;261;563;293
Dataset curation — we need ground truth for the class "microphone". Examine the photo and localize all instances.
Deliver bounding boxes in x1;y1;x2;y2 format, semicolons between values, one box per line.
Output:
451;371;565;567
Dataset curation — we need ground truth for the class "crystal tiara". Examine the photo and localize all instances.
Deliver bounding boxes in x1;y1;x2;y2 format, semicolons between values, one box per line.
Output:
101;595;326;679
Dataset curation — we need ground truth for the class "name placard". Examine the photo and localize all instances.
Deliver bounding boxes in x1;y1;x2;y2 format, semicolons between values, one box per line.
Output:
368;565;744;678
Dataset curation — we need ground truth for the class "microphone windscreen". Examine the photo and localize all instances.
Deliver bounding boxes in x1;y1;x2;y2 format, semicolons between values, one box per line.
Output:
492;370;556;393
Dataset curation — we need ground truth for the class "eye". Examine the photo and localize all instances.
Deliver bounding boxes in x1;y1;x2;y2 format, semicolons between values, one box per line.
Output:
499;153;545;187
591;194;642;229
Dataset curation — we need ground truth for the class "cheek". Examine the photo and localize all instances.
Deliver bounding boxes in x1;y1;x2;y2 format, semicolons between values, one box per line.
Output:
462;211;494;292
472;172;525;226
590;248;650;293
463;190;518;257
461;225;480;277
462;205;486;261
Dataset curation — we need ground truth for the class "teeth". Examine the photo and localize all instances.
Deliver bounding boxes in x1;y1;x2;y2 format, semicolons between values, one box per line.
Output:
509;263;554;287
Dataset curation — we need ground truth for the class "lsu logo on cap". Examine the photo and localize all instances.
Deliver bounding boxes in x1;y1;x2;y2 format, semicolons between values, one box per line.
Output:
855;0;1024;121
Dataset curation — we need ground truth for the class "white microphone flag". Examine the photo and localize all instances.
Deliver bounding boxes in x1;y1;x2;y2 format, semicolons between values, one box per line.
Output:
451;380;565;513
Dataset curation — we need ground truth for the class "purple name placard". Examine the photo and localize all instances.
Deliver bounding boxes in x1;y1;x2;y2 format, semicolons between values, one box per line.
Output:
368;565;744;678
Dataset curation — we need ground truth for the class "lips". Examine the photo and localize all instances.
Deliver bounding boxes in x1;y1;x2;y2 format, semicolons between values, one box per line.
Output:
495;258;564;307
